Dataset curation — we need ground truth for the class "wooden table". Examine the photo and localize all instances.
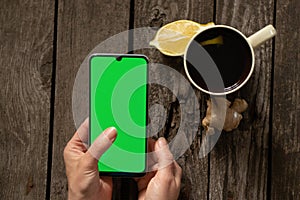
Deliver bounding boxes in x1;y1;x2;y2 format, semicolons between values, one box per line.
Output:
1;0;299;199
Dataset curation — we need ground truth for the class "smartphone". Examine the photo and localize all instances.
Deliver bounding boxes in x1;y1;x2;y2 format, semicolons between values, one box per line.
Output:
89;54;148;177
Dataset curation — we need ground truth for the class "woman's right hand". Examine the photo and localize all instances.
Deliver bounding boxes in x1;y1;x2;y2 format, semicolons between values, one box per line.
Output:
135;137;182;200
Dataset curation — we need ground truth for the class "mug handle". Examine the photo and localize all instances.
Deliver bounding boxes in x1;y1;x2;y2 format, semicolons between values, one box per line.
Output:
247;25;277;48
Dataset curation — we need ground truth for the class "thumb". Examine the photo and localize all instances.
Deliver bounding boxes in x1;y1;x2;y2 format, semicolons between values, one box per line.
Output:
84;127;117;166
155;137;174;176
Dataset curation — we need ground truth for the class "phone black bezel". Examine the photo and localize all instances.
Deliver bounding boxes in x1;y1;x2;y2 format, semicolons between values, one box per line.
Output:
89;53;148;177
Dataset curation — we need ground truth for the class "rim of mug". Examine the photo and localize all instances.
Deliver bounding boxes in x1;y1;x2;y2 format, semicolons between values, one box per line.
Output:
183;25;255;96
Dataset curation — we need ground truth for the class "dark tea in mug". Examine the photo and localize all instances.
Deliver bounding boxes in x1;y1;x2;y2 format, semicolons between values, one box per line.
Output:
185;27;253;93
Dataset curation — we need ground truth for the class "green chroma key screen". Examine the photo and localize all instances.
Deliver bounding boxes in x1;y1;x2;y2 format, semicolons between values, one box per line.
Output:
90;54;147;174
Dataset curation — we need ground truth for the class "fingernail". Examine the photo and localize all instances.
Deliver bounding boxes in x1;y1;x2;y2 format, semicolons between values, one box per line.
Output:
158;137;167;147
103;127;117;142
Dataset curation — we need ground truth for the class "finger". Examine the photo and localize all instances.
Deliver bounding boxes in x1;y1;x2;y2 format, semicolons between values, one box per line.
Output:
73;118;89;144
99;176;113;200
138;190;146;200
173;161;182;186
65;118;89;153
155;137;175;177
84;127;117;166
100;176;113;190
135;171;156;191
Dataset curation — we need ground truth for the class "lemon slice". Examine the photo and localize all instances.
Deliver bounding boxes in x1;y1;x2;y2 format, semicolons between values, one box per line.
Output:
150;20;215;56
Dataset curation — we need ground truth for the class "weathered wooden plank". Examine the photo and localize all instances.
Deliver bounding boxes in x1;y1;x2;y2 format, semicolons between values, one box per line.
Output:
272;0;300;199
209;0;274;199
134;0;214;199
0;0;54;199
51;0;130;199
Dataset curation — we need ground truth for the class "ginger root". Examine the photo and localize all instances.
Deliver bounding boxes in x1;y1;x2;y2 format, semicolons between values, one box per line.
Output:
202;98;248;132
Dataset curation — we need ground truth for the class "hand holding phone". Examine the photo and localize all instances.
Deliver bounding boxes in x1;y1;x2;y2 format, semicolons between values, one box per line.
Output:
64;119;182;200
135;138;182;200
64;119;115;200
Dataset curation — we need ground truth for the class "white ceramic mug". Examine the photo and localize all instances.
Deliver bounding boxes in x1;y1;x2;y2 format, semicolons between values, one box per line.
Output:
183;24;276;95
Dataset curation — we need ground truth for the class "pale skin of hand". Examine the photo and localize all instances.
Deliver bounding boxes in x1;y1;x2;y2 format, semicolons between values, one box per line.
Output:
63;119;116;200
135;138;182;200
64;118;182;200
